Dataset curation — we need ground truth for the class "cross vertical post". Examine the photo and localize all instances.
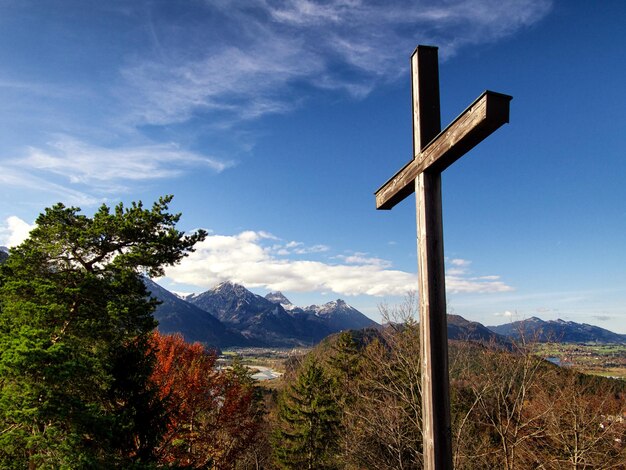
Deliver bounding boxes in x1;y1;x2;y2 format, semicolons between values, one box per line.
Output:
375;45;512;470
412;46;452;470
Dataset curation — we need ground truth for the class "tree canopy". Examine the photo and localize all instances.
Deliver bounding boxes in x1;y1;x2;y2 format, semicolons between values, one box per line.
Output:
0;195;205;468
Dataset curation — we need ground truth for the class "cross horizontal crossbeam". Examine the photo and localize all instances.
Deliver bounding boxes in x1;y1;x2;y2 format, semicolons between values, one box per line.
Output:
375;90;512;210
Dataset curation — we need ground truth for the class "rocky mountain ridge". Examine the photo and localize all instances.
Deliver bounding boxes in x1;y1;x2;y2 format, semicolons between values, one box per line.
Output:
488;316;626;344
150;281;378;348
147;280;626;349
145;278;248;348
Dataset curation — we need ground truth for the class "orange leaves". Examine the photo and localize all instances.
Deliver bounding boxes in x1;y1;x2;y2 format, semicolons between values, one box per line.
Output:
149;332;263;468
151;332;217;414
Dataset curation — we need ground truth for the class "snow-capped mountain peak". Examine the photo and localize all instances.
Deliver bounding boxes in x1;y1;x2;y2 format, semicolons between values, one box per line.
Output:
205;281;261;305
306;299;352;316
213;281;248;295
265;291;297;310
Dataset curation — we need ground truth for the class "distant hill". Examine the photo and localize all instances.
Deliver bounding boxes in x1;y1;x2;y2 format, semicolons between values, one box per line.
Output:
447;314;508;344
145;278;249;350
488;317;626;344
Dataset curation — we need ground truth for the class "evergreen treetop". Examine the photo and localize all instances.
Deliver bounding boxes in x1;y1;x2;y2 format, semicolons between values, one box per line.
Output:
0;195;205;468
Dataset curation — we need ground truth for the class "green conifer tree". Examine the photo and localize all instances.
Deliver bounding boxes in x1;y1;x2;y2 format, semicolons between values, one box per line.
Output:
273;357;340;470
0;196;204;468
325;331;362;466
327;331;361;400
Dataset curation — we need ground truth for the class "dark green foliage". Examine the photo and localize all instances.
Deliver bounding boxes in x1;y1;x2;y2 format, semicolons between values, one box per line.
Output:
326;331;361;387
273;357;340;469
0;195;204;468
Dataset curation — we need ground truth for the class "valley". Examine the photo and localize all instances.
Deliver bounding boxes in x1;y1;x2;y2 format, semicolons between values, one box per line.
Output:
215;342;626;387
534;343;626;379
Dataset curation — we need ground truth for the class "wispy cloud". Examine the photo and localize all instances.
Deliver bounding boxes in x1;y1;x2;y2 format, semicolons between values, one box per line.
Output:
122;39;321;125
122;0;552;126
0;166;100;207
0;0;552;211
164;229;513;296
493;310;515;317
444;257;513;294
3;136;231;198
334;252;393;268
0;0;553;245
450;258;472;267
270;240;330;256
592;315;611;322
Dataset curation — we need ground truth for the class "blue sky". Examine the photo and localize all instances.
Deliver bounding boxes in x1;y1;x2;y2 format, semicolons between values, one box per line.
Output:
1;0;625;331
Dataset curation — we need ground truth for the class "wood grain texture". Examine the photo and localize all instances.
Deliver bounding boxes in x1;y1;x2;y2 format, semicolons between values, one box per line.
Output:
417;170;452;470
413;46;441;153
412;46;453;470
375;91;512;210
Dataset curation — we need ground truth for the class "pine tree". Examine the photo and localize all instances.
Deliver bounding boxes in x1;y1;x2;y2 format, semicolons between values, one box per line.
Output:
273;357;340;470
327;331;361;400
0;196;205;468
325;331;362;466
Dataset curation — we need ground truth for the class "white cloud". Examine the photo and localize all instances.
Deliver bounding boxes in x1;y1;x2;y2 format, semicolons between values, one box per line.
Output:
294;244;330;255
446;268;466;276
450;258;471;267
446;274;513;294
493;310;515;317
0;216;35;247
3;136;231;196
122;0;552;126
164;229;513;296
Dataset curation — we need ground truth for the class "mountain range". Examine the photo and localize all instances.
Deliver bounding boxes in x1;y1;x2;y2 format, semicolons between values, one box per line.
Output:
147;279;626;348
146;280;626;347
148;280;378;348
488;317;626;344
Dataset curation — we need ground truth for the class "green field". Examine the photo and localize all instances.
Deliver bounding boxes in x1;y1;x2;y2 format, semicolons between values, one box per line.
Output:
533;343;626;379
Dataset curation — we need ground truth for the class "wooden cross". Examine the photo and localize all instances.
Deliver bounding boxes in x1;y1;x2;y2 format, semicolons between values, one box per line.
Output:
375;45;512;469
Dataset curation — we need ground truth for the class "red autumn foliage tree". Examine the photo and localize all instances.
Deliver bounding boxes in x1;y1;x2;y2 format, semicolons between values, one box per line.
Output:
149;332;264;468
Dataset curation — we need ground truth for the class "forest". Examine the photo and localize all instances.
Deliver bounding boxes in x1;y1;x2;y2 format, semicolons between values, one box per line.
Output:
0;197;624;469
